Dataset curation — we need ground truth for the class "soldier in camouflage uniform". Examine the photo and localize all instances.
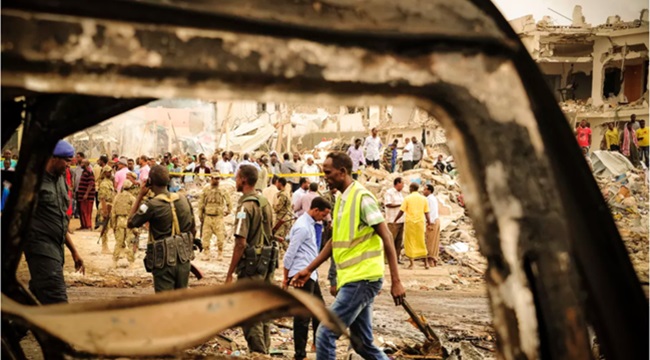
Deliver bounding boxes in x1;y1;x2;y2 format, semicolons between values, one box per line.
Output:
97;165;115;254
112;180;136;268
273;177;293;250
127;172;143;253
198;173;232;259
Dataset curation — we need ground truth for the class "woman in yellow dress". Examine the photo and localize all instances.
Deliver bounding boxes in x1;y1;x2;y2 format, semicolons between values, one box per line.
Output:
394;182;431;269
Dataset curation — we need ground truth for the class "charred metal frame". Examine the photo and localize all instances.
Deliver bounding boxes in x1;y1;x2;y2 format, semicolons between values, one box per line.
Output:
1;0;647;359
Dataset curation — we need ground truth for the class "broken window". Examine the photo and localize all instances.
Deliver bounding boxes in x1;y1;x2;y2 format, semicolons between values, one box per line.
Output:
603;67;622;98
544;74;562;101
551;42;593;57
571;71;592;100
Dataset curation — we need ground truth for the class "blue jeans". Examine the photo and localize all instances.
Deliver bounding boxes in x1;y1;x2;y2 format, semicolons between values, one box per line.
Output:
316;279;388;360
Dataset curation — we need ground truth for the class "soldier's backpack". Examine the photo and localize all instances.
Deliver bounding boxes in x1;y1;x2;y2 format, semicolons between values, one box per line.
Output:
237;194;279;278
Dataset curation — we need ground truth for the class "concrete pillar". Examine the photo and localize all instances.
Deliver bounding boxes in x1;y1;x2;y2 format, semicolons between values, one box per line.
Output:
591;38;609;107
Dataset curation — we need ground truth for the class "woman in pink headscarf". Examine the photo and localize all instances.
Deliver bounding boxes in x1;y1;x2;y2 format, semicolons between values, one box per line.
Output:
621;121;641;167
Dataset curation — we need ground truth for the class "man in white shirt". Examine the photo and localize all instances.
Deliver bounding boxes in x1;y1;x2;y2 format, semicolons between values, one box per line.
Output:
384;177;405;264
402;137;414;171
293;152;304;175
301;157;321;184
183;156;196;184
235;153;260;173
423;184;440;267
363;127;382;169
217;152;234;175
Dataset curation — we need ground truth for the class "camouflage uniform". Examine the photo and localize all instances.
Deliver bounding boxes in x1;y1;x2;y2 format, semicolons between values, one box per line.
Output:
273;190;292;250
112;183;136;266
127;183;152;252
198;183;232;255
97;170;115;253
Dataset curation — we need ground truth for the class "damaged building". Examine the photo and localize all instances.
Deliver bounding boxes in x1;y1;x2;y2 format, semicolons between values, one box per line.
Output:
510;6;649;151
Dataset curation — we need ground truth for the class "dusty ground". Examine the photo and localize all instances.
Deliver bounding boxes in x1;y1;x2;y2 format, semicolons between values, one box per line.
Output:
16;218;495;359
13;169;649;359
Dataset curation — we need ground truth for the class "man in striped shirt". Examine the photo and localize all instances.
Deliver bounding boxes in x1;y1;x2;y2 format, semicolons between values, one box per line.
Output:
76;159;96;230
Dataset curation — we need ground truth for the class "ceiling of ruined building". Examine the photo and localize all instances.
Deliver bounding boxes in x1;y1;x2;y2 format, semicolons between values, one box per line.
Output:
6;0;509;40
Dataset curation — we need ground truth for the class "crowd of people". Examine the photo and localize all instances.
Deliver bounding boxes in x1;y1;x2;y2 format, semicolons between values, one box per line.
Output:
576;114;649;168
10;125;453;359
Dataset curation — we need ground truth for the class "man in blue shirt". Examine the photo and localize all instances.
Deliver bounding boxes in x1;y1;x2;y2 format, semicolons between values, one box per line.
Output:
282;196;332;360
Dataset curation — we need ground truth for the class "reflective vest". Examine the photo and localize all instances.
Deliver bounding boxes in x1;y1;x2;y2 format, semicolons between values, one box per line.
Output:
332;181;384;289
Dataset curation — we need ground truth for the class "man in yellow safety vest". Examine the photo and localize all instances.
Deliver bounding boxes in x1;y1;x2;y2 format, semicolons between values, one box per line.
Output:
291;151;405;360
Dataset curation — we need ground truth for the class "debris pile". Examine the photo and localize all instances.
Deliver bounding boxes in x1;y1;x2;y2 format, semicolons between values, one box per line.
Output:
596;169;649;284
356;165;486;277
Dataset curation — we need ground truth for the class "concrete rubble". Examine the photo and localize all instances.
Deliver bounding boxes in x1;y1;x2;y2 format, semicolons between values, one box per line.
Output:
596;169;650;284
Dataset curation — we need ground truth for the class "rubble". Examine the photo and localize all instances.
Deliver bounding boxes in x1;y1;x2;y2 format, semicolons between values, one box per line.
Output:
596;169;649;284
355;163;486;277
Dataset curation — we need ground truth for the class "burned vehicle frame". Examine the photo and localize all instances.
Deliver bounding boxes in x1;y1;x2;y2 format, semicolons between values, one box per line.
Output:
1;0;647;359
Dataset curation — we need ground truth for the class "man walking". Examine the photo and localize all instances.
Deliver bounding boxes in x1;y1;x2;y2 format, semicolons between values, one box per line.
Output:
434;155;446;173
391;140;398;172
291;152;405;360
382;141;393;171
605;123;620;152
114;158;130;192
292;177;310;213
283;197;331;360
225;165;277;355
76;159;96;230
263;175;280;214
98;165;115;254
293;152;304;174
281;153;298;192
636;119;649;166
274;177;293;248
198;173;232;259
255;157;269;192
411;136;424;167
93;155;109;228
217;151;234;175
112;180;136;268
347;138;365;180
630;114;640;130
24;140;84;304
138;155;151;183
423;184;440;267
394;183;431;269
384;177;405;264
363;128;382;169
302;157;321;184
194;156;212;178
621;121;641;167
575;119;591;152
72;152;85;219
402;137;414;171
128;165;197;292
295;182;319;217
269;152;281;175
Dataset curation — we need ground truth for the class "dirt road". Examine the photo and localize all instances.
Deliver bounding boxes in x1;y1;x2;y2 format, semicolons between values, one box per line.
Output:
15;219;494;359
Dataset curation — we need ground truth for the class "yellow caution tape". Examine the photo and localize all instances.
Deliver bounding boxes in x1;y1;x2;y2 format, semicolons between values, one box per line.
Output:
167;172;328;178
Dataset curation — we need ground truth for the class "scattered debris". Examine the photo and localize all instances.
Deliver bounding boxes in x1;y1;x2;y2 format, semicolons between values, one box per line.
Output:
596;168;649;284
